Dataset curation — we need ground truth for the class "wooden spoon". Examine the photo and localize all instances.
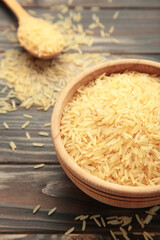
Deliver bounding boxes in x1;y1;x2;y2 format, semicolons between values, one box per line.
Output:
2;0;64;59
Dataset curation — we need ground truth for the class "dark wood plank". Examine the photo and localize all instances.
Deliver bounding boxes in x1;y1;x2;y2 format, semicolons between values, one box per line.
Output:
0;6;160;54
0;164;159;238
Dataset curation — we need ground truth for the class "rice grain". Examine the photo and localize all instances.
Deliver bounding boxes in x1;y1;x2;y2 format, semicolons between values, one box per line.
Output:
110;230;118;240
3;122;9;129
64;227;75;236
21;121;30;129
33;204;41;214
32;143;44;147
25;131;31;140
9;141;16;151
34;163;45;169
38;131;49;136
48;207;57;216
23;114;33;119
113;11;119;20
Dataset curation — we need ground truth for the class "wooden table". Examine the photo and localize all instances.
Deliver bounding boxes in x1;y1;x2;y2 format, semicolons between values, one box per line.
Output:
0;0;160;239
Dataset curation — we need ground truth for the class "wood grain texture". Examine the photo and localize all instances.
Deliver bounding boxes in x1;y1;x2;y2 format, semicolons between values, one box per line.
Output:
0;0;160;238
0;6;160;54
0;165;159;237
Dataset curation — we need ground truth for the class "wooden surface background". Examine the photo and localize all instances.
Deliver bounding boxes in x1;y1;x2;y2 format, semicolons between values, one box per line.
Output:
0;0;160;239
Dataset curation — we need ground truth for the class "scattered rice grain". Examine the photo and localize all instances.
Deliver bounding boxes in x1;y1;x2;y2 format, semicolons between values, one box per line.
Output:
144;214;153;225
113;11;119;20
82;220;86;231
75;215;89;221
33;204;41;214
128;225;132;231
3;122;9;129
101;216;106;227
143;231;154;240
9;141;16;151
25;131;31;140
109;26;115;34
110;230;118;240
23;114;33;119
21;121;30;129
119;227;130;240
32;143;44;147
48;207;57;216
135;214;144;228
38;131;49;137
44;122;51;127
34;163;45;169
1;86;8;94
64;227;75;236
11;99;16;109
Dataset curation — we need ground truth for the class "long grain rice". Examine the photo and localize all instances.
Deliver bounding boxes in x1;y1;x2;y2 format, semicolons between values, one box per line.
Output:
64;227;75;236
60;72;160;186
119;227;130;240
1;86;8;93
11;99;16;109
110;230;118;240
18;18;64;57
109;26;115;34
48;207;57;216
33;204;41;214
101;216;106;227
44;122;51;127
135;214;144;228
21;121;30;129
113;11;119;20
25;131;31;140
34;163;45;169
82;220;86;231
3;122;9;129
128;225;132;231
32;143;44;147
38;131;49;136
75;215;89;220
23;114;33;119
143;231;154;240
9;141;16;151
144;214;153;225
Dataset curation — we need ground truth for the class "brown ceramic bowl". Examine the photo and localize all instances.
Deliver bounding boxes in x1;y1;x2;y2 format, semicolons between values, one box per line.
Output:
51;59;160;208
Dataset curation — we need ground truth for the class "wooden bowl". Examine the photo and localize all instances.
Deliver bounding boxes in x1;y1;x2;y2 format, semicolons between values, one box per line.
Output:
51;59;160;208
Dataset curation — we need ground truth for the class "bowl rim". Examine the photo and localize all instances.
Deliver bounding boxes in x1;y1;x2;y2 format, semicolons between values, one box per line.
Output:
51;58;160;198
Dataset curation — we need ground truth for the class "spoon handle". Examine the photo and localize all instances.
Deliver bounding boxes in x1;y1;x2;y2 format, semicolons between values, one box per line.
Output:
2;0;30;21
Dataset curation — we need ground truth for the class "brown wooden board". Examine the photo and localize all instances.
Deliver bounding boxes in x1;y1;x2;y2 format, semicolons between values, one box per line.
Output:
0;165;159;238
0;0;160;238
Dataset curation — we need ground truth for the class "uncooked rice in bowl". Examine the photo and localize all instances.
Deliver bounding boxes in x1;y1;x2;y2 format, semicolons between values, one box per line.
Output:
60;71;160;187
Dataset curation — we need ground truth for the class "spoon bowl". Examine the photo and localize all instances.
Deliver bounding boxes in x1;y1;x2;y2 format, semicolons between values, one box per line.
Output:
2;0;64;59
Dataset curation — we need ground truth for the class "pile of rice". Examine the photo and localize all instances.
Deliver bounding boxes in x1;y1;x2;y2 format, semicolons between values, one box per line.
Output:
18;17;65;57
0;6;111;113
60;71;160;186
0;50;106;112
